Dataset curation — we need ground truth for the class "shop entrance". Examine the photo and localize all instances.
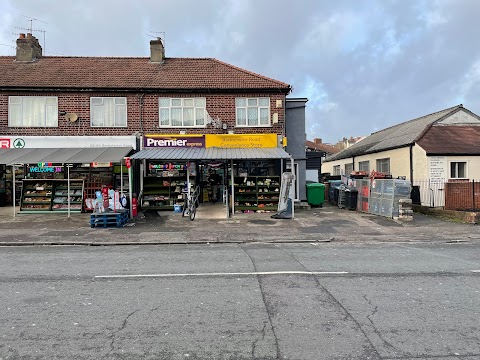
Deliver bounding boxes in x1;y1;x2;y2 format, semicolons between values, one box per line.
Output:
130;145;294;218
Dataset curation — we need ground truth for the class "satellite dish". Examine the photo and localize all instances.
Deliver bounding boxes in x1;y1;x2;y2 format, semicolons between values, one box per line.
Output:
65;113;78;122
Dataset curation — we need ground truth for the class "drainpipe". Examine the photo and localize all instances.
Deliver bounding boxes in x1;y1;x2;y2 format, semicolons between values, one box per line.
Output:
352;156;355;171
291;156;295;219
12;165;15;218
409;144;414;183
138;93;145;134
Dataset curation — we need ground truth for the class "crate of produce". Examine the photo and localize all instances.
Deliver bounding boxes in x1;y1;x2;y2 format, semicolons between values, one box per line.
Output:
90;210;129;228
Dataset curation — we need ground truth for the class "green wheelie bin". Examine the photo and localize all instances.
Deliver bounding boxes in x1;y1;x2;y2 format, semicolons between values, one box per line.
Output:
306;183;325;207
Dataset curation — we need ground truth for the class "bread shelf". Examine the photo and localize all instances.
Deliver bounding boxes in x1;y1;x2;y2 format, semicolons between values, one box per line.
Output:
20;179;84;213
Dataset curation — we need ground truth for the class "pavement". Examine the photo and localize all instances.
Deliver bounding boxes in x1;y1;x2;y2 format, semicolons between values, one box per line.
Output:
0;203;479;246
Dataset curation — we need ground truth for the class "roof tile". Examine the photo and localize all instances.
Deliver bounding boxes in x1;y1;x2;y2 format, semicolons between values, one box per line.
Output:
325;105;464;162
0;56;291;90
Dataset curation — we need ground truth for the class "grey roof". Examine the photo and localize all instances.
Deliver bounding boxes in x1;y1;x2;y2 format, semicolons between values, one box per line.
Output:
130;147;292;160
325;105;464;162
0;147;132;164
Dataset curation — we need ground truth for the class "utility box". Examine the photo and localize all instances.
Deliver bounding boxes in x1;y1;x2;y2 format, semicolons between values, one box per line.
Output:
306;183;325;207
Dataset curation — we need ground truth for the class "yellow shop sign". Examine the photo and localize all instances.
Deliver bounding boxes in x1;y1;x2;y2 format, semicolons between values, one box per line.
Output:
205;134;278;148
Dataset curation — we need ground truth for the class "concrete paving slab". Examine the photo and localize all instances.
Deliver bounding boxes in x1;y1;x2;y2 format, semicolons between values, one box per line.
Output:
0;203;479;245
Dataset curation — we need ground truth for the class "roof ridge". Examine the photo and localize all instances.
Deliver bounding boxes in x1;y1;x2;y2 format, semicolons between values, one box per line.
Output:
211;58;291;89
0;56;218;60
370;104;463;135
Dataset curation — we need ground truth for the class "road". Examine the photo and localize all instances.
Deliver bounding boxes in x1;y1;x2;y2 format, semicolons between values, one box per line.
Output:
0;242;479;360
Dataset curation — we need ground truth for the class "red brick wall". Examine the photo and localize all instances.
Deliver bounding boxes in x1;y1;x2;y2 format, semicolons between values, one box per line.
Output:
444;181;480;211
0;92;286;136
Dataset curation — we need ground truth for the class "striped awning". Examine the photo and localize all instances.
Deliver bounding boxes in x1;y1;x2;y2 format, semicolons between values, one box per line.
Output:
129;147;292;160
0;147;133;165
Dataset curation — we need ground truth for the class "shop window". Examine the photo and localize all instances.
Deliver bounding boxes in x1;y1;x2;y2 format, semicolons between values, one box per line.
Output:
345;163;353;175
450;162;467;179
358;161;370;173
376;158;390;174
333;165;341;175
90;97;127;127
236;97;270;127
8;96;58;127
159;98;206;127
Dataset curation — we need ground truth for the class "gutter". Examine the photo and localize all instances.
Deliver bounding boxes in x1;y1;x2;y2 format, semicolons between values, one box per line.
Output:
325;143;412;162
0;87;292;94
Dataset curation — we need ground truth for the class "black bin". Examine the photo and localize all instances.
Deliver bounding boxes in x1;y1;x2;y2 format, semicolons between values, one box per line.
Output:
329;181;341;205
344;187;358;210
411;186;421;205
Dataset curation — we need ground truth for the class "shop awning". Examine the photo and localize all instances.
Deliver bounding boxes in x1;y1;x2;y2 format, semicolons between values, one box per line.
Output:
129;147;292;160
0;147;133;165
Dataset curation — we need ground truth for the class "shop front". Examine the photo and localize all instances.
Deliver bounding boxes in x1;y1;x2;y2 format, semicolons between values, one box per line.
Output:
0;136;136;216
130;134;294;218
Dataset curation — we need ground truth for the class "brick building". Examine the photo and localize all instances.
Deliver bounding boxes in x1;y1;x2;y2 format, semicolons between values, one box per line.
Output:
0;34;294;217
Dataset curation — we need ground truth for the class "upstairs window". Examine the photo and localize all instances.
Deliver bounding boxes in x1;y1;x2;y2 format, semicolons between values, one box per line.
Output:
8;96;58;127
333;165;341;175
450;162;467;179
376;158;390;174
236;97;270;127
90;97;127;127
159;98;206;127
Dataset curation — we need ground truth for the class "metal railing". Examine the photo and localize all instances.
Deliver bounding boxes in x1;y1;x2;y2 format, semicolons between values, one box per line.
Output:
412;179;480;211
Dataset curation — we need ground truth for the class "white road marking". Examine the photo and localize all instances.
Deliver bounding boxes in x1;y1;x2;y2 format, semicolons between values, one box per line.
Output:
471;270;480;273
94;271;349;279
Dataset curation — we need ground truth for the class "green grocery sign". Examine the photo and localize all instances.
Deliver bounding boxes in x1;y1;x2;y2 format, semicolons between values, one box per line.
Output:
13;138;25;148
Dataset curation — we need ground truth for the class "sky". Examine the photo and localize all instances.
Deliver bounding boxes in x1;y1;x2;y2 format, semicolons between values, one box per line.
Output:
1;0;480;144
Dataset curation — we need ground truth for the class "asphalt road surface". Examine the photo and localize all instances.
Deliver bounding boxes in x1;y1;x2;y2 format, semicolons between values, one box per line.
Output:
0;242;479;360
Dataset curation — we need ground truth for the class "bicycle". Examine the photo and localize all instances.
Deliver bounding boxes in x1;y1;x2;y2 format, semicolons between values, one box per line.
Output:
182;185;200;221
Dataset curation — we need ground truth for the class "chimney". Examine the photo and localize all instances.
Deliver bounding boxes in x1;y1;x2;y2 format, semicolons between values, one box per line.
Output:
16;33;42;62
150;37;165;63
314;138;322;145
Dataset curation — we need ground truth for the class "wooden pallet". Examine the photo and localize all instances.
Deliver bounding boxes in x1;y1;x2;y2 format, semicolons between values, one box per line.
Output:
90;210;129;228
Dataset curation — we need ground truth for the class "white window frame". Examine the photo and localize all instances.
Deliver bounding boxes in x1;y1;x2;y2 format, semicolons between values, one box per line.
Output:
158;97;206;128
8;96;58;127
376;158;390;174
345;163;354;175
358;161;370;172
90;97;127;127
333;165;341;176
235;97;271;127
449;161;467;179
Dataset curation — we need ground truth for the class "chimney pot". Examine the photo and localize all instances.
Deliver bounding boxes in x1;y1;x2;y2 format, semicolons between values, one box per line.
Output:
314;138;322;145
19;33;25;39
26;33;32;38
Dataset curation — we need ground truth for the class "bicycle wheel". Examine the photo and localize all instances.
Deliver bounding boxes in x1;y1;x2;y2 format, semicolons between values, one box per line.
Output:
189;203;196;221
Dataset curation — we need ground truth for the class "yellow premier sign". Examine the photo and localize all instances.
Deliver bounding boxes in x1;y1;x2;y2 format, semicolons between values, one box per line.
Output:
205;134;278;148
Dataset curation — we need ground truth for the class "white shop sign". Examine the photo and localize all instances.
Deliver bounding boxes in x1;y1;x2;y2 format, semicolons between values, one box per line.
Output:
428;156;446;180
0;136;137;149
